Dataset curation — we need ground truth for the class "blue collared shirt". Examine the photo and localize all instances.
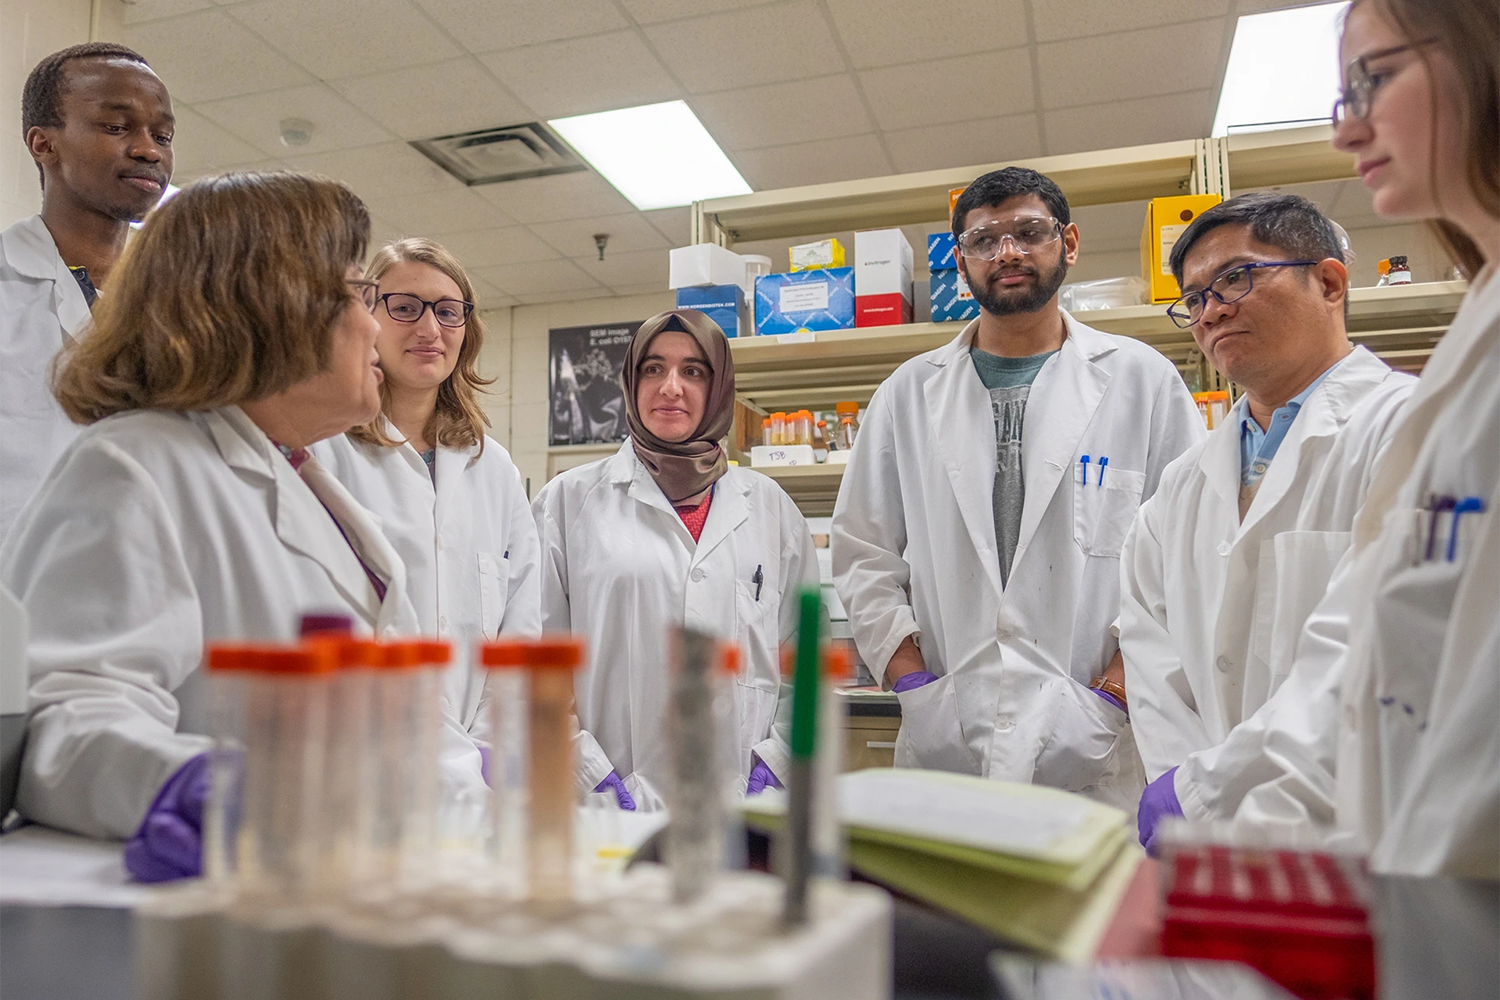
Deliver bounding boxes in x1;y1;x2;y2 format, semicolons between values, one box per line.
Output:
1239;362;1341;488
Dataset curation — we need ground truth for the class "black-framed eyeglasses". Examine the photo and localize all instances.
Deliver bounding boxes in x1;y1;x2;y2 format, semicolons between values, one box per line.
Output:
347;278;379;312
1331;38;1438;125
1166;260;1318;328
378;292;474;329
957;217;1063;261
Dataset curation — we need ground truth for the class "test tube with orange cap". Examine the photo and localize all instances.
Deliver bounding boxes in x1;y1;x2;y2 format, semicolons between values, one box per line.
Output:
814;643;851;880
303;635;381;897
353;640;427;890
213;643;335;905
202;644;257;889
482;636;584;902
405;639;451;878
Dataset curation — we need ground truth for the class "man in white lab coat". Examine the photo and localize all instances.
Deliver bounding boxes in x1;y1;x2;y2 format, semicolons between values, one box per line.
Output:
0;43;173;542
1118;194;1415;853
833;167;1203;809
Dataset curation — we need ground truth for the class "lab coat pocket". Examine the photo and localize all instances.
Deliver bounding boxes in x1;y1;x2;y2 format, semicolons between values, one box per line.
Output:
734;581;776;668
1034;680;1125;793
894;673;981;774
1250;530;1350;679
477;552;509;637
1073;468;1147;558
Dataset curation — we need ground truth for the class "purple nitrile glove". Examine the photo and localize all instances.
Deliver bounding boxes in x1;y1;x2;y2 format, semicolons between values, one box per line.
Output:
594;770;636;811
891;670;938;694
124;753;211;883
1137;765;1184;857
746;758;782;795
1093;688;1128;718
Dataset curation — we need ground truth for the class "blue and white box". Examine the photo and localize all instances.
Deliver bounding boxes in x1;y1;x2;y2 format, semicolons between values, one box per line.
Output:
930;267;979;323
927;232;959;272
675;284;748;338
754;267;855;336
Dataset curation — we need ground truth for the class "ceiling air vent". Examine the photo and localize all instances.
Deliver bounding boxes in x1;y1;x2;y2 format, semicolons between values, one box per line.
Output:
410;122;587;186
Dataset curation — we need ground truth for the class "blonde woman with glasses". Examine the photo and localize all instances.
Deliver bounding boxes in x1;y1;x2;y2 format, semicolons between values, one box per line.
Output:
313;238;540;759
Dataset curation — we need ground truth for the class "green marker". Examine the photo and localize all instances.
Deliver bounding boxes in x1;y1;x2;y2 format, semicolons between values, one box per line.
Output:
782;585;822;928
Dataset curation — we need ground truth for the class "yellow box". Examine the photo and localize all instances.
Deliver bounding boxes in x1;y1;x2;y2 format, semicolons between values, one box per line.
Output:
789;238;845;272
1140;194;1222;302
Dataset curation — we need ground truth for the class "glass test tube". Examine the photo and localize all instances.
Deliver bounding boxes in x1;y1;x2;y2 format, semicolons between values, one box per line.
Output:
483;644;530;893
203;646;254;891
236;644;335;907
761;418;773;447
797;411;814;447
354;641;424;891
314;637;377;899
716;644;748;871
665;627;727;903
770;412;787;446
403;640;449;881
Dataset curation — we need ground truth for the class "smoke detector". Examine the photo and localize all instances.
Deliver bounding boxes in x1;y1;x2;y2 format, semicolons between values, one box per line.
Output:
410;122;587;187
279;118;314;148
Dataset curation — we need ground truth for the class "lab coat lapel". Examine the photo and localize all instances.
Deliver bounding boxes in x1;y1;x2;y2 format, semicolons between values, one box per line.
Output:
923;323;1003;598
615;440;696;548
204;407;383;627
1198;407;1243;509
431;440;472;534
2;215;91;340
1013;314;1111;566
297;454;407;631
692;471;749;567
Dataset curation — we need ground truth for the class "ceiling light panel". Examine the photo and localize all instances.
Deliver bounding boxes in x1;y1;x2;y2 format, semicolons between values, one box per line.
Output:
548;100;751;211
1213;1;1349;137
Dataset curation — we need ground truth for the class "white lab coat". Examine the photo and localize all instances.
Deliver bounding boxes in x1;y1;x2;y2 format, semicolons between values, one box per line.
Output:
1119;347;1415;820
1336;273;1499;876
312;422;542;736
0;215;90;545
0;405;484;840
533;442;818;811
832;313;1204;809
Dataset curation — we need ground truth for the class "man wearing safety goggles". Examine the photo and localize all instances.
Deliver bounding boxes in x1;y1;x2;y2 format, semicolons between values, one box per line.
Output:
833;166;1202;813
1120;192;1415;855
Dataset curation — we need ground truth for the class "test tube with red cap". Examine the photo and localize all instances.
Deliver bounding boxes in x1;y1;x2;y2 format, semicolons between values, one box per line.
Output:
229;643;335;905
482;637;584;903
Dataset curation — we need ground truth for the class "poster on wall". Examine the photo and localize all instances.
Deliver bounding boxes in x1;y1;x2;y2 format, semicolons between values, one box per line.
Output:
548;321;641;446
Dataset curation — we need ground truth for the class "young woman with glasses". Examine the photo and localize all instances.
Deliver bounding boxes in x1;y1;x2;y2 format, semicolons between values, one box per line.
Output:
313;239;541;781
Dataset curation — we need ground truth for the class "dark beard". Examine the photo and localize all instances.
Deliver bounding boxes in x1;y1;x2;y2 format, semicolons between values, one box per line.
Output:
968;253;1069;316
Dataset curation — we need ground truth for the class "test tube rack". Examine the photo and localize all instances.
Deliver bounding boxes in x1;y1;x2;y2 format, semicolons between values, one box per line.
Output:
135;863;892;1000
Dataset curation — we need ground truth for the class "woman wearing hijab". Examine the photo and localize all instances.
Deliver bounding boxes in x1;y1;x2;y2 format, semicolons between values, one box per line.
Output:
532;310;818;812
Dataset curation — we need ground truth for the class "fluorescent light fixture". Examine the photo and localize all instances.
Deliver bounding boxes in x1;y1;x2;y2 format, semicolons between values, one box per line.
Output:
1212;1;1349;137
549;100;751;211
130;183;180;230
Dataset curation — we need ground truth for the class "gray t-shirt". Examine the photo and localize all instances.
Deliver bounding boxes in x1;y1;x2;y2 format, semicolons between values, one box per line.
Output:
970;346;1058;587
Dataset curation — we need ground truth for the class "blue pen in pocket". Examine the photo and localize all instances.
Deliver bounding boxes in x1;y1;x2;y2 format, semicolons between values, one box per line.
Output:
1448;497;1486;562
1097;456;1108;487
1079;455;1090;487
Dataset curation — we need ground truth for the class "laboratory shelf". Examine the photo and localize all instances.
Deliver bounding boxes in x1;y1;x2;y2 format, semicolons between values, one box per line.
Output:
746;463;846;516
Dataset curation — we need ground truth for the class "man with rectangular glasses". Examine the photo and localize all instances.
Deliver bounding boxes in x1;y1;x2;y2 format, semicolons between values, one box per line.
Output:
1120;193;1416;852
833;167;1202;812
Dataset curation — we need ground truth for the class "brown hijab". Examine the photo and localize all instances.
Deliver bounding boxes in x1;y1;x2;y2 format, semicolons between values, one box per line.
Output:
620;309;736;504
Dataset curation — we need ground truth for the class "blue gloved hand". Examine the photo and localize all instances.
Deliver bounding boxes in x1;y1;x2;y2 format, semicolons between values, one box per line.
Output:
594;770;636;811
124;753;211;883
746;758;782;795
891;670;938;694
1137;765;1184;857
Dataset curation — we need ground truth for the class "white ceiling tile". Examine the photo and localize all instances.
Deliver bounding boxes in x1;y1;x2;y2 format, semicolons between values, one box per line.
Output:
413;0;629;53
471;170;636;223
824;0;1030;69
362;188;515;236
860;50;1034;132
164;104;265;175
643;207;692;245
644;0;845;93
1037;19;1226;109
732;133;891;190
281;141;462;200
882;113;1042;174
123;10;314;103
123;0;217;24
573;247;669;289
530;213;670;259
467;277;519;309
429;226;561;268
616;0;764;24
368;214;409;248
171;157;293;188
479;31;680;120
474;258;604;297
227;0;461;80
330;59;533;141
1043;90;1213;154
691;75;871;150
1032;0;1231;43
194;85;395;158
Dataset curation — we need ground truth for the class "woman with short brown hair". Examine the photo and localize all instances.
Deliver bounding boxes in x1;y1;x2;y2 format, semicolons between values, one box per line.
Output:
0;172;452;880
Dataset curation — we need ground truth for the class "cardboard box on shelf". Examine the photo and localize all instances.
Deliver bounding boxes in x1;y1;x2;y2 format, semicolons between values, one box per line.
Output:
789;238;846;272
931;267;979;323
675;283;750;338
1140;194;1222;302
927;232;959;272
855;229;914;329
755;268;856;336
669;243;747;290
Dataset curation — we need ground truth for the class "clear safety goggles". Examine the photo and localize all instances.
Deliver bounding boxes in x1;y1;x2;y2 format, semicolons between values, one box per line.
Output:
957;217;1063;261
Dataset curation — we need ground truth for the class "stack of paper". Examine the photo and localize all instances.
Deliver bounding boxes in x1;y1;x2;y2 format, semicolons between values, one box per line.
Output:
743;768;1142;961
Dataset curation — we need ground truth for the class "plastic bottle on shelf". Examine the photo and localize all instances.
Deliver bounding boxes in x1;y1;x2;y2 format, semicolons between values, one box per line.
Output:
813;420;829;462
794;410;813;447
1375;258;1391;287
835;402;860;451
770;412;788;447
1386;255;1411;285
761;418;773;447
